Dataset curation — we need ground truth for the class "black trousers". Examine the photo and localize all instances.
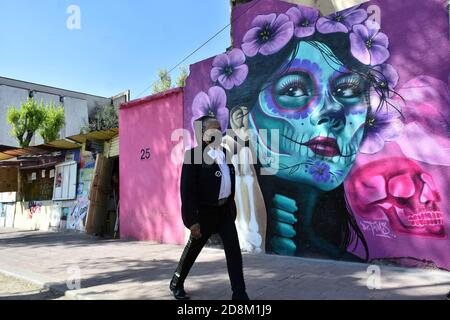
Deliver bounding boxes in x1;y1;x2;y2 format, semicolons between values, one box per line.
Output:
172;202;246;294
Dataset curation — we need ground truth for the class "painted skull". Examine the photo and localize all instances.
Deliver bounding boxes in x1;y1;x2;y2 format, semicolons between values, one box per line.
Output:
249;41;368;191
346;158;445;238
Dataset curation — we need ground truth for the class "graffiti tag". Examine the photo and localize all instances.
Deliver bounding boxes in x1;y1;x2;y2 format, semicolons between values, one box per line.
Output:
28;201;42;219
360;220;396;239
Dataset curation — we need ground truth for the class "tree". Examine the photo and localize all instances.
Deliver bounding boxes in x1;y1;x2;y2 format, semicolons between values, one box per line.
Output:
81;105;118;133
151;69;172;94
151;67;189;94
176;66;189;88
7;98;47;148
39;103;65;143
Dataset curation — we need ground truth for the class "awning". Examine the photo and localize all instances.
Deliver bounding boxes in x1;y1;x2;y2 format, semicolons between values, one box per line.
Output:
67;128;119;144
0;128;119;161
0;140;81;161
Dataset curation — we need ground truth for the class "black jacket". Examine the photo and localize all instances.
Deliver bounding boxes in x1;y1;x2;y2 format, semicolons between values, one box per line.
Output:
180;144;236;229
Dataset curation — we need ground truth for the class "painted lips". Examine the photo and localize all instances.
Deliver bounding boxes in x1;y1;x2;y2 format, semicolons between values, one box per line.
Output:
304;137;340;157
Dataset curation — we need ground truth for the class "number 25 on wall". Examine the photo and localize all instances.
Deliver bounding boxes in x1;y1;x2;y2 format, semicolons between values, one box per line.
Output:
140;148;151;160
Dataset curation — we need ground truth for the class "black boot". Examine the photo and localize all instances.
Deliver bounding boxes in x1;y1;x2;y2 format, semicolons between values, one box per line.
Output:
232;291;250;301
170;274;190;300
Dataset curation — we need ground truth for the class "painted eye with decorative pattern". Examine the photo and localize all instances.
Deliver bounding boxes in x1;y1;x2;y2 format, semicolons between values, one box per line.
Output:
332;73;366;102
274;72;313;110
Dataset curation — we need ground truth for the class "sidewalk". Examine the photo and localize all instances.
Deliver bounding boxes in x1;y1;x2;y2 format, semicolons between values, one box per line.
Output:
0;228;449;300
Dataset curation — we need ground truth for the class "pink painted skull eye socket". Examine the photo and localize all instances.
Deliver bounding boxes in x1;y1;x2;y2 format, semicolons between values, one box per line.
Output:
358;175;387;205
420;183;436;203
421;173;437;191
388;173;415;198
419;173;439;203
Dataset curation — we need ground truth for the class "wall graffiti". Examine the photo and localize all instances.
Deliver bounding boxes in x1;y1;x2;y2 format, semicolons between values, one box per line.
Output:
28;201;42;219
183;0;450;270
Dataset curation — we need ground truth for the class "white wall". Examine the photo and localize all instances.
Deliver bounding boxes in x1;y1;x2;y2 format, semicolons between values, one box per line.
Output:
0;85;90;147
0;85;29;147
63;97;88;137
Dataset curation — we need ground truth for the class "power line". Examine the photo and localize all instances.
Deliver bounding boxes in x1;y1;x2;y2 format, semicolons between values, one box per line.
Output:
135;0;262;99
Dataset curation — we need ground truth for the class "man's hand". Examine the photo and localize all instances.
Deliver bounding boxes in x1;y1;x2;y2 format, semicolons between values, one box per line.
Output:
190;224;202;239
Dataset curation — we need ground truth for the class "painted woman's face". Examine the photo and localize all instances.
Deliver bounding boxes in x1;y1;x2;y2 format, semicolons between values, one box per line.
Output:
249;41;369;191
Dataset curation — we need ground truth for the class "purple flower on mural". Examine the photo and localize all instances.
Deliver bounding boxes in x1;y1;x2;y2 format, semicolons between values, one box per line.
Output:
360;109;404;154
316;5;367;34
286;6;319;38
191;86;229;132
211;49;248;90
241;13;294;57
350;20;390;66
308;161;331;183
373;63;399;95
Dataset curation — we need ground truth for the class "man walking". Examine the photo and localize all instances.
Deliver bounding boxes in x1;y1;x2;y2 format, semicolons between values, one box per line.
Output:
170;116;249;301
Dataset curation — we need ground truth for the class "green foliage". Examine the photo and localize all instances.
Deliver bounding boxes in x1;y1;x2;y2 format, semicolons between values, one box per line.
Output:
151;69;172;94
176;66;189;88
39;103;65;143
151;67;189;94
81;105;118;133
7;98;47;148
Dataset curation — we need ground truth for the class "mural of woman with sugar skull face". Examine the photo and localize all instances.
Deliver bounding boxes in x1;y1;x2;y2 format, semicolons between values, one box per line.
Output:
190;4;404;261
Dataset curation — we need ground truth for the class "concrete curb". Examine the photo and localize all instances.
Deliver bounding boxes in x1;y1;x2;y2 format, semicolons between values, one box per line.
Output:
0;266;85;300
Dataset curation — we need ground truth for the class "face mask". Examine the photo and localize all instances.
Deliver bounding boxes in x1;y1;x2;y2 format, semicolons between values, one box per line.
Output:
203;128;222;147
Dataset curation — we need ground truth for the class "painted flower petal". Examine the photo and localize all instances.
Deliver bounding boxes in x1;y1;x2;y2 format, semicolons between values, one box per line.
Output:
342;9;367;28
243;26;262;44
286;6;302;22
272;13;290;30
316;18;348;34
252;13;276;29
192;91;211;120
242;39;261;57
339;5;362;16
293;26;315;38
370;44;390;65
350;32;371;65
259;21;293;55
302;6;319;22
212;53;229;69
216;105;230;132
352;24;369;40
383;64;399;88
231;64;249;87
228;48;246;66
372;31;389;48
374;64;399;89
210;67;222;83
208;86;227;112
287;6;317;38
218;74;234;90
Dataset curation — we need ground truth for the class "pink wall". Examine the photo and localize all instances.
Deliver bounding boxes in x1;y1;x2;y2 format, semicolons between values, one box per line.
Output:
119;88;185;245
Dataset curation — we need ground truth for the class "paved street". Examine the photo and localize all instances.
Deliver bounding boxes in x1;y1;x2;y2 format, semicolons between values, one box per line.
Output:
0;228;449;300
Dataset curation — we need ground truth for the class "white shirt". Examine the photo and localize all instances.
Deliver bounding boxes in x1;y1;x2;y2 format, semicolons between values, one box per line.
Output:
207;148;232;200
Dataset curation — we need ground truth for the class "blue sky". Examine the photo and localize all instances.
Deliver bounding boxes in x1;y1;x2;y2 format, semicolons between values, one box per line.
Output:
0;0;231;99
